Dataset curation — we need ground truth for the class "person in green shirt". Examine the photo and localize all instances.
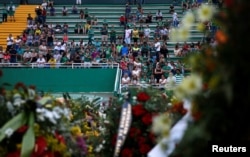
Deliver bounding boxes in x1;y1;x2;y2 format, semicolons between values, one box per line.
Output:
110;25;117;44
83;49;92;68
2;3;8;22
162;61;171;79
88;26;94;45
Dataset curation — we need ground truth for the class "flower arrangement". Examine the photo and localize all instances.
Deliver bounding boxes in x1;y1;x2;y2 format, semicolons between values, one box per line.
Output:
0;76;90;157
96;87;186;157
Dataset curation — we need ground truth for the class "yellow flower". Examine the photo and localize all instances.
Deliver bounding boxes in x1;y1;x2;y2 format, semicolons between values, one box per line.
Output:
169;28;178;42
197;4;215;22
88;145;93;153
71;126;83;136
196;22;206;32
181;11;195;29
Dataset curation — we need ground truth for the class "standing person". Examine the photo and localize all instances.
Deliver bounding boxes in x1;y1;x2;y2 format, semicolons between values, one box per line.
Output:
2;3;8;22
100;25;108;47
124;26;132;47
8;1;15;22
125;3;131;23
76;0;82;5
110;25;117;44
88;26;94;45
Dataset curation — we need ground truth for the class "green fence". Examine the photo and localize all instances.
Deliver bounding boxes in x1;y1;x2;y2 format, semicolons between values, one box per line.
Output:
0;68;117;93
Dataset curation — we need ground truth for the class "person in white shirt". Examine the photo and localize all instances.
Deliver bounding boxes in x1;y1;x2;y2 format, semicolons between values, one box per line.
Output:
6;34;14;51
144;24;151;42
122;73;131;89
165;71;176;90
23;50;32;63
172;12;179;27
154;38;161;61
36;54;46;68
156;9;163;21
124;26;132;46
41;0;47;9
39;42;48;56
76;0;82;5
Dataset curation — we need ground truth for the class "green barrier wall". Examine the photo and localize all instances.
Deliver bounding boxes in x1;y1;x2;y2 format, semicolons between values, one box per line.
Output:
0;68;117;93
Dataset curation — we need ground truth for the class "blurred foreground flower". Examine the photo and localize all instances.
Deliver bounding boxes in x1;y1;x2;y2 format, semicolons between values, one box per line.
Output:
197;4;216;22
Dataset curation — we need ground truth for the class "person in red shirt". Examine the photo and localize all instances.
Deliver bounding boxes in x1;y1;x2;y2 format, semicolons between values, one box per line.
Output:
120;15;126;27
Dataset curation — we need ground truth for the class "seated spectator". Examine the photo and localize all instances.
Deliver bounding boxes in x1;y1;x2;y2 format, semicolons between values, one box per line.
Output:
175;68;184;86
54;24;62;33
79;9;84;19
145;12;152;23
23;50;32;63
120;15;126;27
62;6;68;16
62;22;69;34
30;50;38;63
121;73;131;87
3;51;10;63
174;43;183;57
48;55;57;68
72;5;78;14
92;16;98;25
156;9;163;21
159;75;167;86
36;54;46;68
26;33;33;46
169;4;175;14
132;66;141;81
27;13;33;24
49;6;55;16
48;0;54;7
165;71;176;90
182;42;190;55
154;63;163;83
63;33;69;44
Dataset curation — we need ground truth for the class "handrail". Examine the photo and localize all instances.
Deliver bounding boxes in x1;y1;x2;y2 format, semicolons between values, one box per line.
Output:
114;64;120;96
0;63;119;69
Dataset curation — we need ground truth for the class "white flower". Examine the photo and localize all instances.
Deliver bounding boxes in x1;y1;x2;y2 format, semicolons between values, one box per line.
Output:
197;4;215;22
5;128;14;138
169;28;178;42
44;109;57;124
13;93;25;107
181;11;195;29
175;74;203;99
152;114;171;136
28;88;36;99
177;27;190;42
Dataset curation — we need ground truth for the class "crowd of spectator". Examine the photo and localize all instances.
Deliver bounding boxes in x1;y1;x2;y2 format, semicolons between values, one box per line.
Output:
0;0;221;88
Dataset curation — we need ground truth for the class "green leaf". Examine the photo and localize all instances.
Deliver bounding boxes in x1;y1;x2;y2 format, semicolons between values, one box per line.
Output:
37;96;52;105
21;112;35;157
0;112;26;142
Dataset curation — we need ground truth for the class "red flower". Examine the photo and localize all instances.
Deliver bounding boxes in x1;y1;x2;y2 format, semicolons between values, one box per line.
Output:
14;82;26;89
148;132;156;143
142;113;152;126
137;92;150;102
6;151;20;157
139;144;151;154
132;104;147;117
121;148;133;157
129;127;141;138
138;136;147;145
111;134;117;147
225;0;233;8
16;125;28;134
55;132;65;144
31;136;47;157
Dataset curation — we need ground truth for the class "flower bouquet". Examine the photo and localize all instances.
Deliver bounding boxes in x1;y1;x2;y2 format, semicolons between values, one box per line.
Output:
0;77;88;157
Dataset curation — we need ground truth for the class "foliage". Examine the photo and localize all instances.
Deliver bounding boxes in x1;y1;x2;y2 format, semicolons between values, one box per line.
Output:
168;1;250;157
